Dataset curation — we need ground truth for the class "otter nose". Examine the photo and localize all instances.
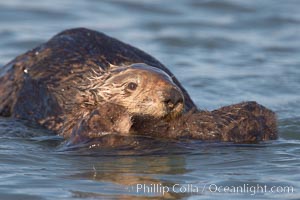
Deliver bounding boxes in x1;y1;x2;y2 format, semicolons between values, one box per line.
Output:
163;88;183;110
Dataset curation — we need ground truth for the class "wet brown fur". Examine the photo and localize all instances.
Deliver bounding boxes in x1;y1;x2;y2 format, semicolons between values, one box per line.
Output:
0;28;277;145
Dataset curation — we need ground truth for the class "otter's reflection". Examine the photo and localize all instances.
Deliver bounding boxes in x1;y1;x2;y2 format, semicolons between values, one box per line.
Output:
68;141;193;199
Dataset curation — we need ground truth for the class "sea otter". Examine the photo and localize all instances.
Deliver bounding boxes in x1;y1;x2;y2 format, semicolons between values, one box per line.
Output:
0;28;277;146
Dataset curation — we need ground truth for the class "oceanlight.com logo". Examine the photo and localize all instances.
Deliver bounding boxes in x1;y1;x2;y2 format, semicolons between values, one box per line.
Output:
127;183;294;196
208;184;294;195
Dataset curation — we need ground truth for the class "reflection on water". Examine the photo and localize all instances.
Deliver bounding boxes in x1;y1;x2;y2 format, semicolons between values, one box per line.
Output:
69;155;189;199
0;0;300;199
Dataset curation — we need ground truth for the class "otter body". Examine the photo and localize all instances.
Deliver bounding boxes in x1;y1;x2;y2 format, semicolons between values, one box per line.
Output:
0;28;277;144
0;28;190;138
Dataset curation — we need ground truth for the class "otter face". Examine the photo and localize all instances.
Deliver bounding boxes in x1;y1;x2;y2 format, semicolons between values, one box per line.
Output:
92;63;184;119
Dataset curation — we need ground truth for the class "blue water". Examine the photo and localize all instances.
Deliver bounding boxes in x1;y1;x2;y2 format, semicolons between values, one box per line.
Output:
0;0;299;199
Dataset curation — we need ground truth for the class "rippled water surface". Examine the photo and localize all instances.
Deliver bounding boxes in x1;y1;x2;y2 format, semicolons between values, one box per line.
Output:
0;0;299;199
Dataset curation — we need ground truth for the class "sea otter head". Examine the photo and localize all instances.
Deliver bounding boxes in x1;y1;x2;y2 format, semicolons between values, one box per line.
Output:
88;63;184;120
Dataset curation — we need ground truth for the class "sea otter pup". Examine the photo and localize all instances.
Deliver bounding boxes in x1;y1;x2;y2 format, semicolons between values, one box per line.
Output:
0;28;277;146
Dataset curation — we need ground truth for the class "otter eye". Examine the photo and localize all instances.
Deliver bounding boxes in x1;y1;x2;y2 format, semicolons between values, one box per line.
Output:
127;82;138;91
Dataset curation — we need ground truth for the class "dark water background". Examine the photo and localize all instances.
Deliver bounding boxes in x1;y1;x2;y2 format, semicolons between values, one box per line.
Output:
0;0;299;199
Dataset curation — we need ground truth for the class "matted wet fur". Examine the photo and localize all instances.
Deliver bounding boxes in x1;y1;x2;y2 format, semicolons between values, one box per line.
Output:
0;28;277;146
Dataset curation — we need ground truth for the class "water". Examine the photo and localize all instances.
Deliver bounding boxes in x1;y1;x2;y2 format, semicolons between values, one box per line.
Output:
0;0;299;199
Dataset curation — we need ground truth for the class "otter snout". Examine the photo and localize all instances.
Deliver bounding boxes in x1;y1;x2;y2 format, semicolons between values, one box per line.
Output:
163;88;184;111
